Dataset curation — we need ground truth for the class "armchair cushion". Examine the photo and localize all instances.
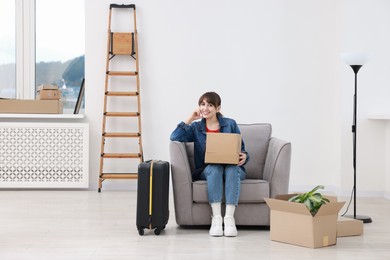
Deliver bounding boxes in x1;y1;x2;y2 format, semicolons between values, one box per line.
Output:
193;179;270;203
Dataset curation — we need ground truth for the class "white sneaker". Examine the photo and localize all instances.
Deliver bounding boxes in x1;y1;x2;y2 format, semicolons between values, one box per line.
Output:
209;215;223;237
224;216;237;237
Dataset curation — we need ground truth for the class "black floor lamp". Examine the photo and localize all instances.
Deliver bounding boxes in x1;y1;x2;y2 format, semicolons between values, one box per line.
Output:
341;52;372;224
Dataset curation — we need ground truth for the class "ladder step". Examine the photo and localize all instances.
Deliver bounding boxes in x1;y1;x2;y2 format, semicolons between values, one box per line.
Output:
104;112;139;117
101;153;141;158
100;173;138;179
106;91;138;96
103;132;140;138
107;71;137;76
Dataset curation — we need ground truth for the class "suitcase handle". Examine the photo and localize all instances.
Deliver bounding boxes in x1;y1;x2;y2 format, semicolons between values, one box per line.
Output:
144;159;161;164
110;4;135;9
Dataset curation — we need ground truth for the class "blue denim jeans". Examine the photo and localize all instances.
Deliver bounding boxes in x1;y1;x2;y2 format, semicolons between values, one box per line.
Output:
200;164;246;206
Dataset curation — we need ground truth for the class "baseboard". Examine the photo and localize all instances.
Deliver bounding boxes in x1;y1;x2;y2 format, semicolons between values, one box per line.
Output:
89;180;137;191
289;184;386;198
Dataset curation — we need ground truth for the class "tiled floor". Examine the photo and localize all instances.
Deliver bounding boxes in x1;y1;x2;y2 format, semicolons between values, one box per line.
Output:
0;190;389;259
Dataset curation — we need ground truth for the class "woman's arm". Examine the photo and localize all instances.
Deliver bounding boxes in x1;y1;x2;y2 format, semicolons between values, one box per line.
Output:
170;122;195;142
170;108;202;142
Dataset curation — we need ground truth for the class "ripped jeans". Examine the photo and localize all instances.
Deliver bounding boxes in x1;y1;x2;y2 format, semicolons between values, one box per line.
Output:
199;164;246;206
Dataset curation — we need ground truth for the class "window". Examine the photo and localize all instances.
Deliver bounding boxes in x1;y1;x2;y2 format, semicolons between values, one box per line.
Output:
0;1;16;98
36;0;85;111
0;0;85;113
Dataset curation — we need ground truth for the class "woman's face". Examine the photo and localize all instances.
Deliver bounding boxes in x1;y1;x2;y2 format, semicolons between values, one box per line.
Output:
199;99;220;119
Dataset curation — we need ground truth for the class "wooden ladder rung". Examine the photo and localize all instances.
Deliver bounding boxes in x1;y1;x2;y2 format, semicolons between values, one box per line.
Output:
100;173;138;179
106;91;138;96
101;153;141;158
107;71;137;76
103;132;140;138
104;112;139;117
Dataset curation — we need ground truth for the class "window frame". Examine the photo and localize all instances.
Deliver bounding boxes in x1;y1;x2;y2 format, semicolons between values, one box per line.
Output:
15;0;35;99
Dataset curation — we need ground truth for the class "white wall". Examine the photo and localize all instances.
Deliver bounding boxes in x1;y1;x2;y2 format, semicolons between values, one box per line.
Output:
340;0;390;197
85;0;390;197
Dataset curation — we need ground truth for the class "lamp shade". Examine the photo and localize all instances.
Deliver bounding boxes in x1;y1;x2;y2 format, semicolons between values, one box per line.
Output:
340;52;370;66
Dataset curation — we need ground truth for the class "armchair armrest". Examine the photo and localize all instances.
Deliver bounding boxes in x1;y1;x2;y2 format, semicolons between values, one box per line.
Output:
169;141;194;225
263;137;291;198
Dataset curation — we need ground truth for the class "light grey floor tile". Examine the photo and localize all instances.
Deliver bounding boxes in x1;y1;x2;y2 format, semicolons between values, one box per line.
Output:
0;190;389;259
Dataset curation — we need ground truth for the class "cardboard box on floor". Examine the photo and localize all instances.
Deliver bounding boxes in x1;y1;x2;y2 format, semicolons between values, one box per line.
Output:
322;195;364;237
0;99;63;114
37;84;61;100
205;133;241;164
265;194;345;248
337;216;363;237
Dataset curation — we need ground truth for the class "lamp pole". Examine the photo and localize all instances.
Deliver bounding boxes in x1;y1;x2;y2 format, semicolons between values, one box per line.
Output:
351;65;361;220
346;64;372;224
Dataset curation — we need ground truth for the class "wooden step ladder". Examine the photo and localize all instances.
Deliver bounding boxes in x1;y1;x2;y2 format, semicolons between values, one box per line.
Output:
98;4;143;192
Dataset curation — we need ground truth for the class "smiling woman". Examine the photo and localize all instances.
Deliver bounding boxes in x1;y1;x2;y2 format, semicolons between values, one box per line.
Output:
0;0;85;113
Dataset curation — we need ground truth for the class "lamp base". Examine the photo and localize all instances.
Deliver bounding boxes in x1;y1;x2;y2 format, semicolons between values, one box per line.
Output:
344;214;372;224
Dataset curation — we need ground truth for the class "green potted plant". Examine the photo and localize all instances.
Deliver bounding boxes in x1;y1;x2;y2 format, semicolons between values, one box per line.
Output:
288;185;330;216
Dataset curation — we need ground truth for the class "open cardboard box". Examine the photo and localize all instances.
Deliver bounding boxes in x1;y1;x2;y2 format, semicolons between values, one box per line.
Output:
204;133;241;164
265;194;345;248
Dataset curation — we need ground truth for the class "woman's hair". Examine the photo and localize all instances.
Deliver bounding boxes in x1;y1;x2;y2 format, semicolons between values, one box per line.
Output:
198;92;222;116
198;92;221;108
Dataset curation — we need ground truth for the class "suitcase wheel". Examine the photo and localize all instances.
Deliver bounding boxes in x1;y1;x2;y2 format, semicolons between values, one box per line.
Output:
154;225;166;235
138;228;144;236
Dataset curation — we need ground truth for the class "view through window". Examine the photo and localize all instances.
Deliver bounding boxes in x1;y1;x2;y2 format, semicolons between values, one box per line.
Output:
0;0;84;112
0;1;16;99
36;0;85;111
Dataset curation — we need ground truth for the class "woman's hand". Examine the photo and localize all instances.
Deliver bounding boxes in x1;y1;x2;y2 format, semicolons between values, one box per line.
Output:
238;152;247;166
185;108;202;124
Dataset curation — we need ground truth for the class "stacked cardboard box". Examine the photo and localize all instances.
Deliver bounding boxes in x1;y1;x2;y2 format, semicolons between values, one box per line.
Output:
0;99;63;114
37;84;61;100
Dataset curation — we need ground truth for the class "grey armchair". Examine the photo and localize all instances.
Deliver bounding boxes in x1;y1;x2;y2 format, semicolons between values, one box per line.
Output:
169;123;291;226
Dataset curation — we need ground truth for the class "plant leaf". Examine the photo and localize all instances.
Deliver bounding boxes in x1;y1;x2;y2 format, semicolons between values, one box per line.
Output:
307;185;324;197
288;195;299;202
287;185;329;216
309;194;322;204
304;199;313;213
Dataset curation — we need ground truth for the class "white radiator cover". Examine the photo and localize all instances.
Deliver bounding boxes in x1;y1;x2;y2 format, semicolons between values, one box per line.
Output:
0;123;89;188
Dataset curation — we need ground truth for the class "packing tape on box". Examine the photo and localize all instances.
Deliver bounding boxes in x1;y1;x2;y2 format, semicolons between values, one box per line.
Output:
323;236;329;246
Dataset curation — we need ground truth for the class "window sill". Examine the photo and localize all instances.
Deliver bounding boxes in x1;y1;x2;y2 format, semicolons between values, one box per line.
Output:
368;114;390;120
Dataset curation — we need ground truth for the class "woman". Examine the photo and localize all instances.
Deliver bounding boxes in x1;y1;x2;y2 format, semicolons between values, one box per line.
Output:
170;92;249;237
